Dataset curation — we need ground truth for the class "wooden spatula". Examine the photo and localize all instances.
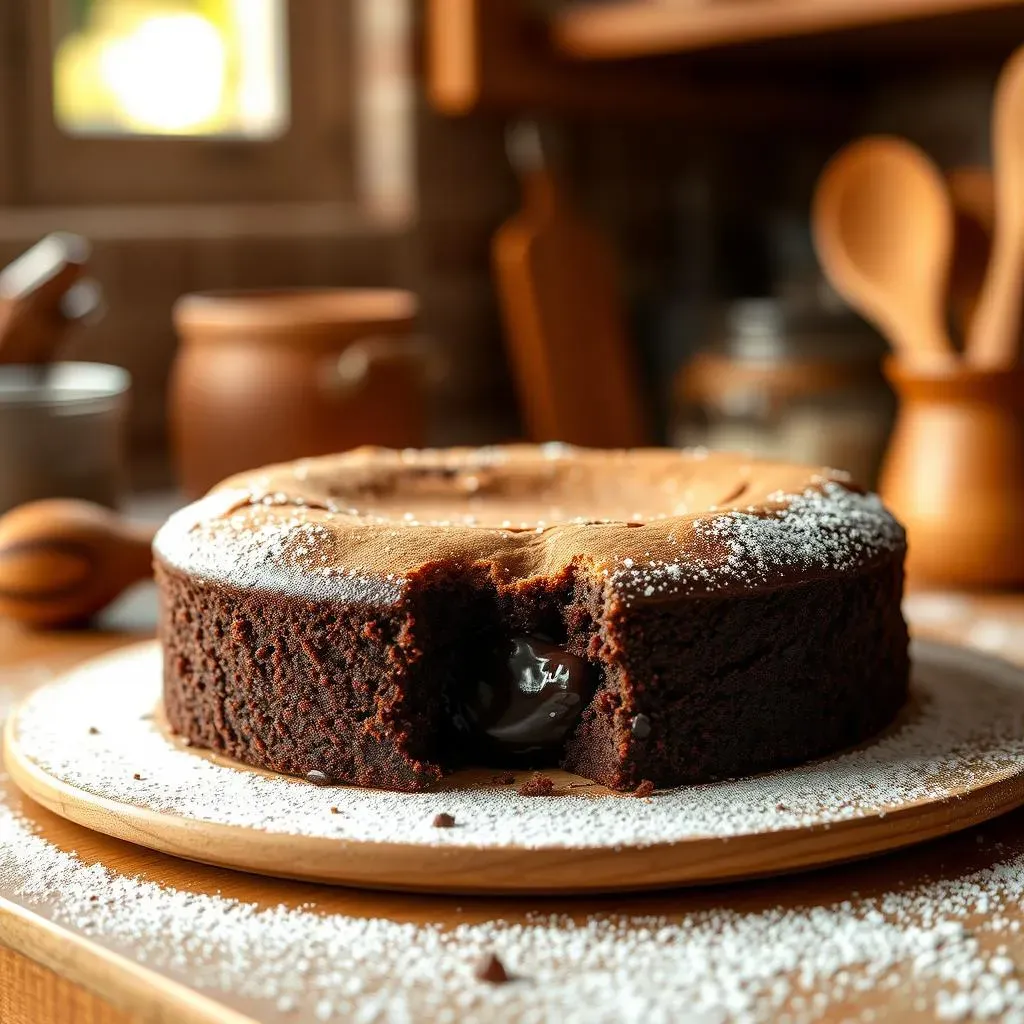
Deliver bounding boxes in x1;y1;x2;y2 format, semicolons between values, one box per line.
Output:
492;122;650;448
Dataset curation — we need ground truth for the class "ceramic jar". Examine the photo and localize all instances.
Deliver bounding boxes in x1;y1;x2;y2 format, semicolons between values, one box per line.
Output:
170;288;429;498
672;298;894;488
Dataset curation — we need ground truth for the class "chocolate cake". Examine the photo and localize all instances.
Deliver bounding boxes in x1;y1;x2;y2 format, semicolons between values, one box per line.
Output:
154;445;909;793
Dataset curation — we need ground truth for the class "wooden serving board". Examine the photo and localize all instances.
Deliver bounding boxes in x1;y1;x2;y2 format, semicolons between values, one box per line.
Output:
7;640;1024;895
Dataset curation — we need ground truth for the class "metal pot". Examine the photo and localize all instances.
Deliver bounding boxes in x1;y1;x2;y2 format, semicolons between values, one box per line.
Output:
0;362;130;515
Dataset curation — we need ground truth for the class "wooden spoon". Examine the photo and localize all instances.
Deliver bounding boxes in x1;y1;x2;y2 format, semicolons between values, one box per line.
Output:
813;136;956;366
0;500;156;629
947;167;994;346
967;46;1024;369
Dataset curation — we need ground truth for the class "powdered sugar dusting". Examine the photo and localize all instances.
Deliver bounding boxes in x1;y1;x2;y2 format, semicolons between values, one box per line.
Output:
11;641;1024;853
612;484;904;601
154;491;406;604
154;450;902;605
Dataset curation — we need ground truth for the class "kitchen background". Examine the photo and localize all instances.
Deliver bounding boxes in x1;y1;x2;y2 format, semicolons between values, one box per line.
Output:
1;0;1022;604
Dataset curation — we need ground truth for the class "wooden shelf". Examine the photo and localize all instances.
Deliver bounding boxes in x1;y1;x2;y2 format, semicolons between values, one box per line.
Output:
426;0;844;117
552;0;1024;60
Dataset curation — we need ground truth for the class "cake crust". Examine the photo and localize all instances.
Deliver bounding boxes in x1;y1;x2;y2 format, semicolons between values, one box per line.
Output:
155;445;909;792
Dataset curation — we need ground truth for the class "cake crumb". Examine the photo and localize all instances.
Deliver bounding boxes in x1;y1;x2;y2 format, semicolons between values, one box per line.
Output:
330;806;340;815
491;772;516;785
517;774;555;797
133;773;142;780
88;726;99;735
633;780;655;798
475;952;510;984
776;802;788;811
432;813;456;828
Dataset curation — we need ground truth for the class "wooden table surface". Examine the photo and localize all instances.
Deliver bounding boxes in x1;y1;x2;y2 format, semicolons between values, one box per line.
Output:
2;591;1024;1024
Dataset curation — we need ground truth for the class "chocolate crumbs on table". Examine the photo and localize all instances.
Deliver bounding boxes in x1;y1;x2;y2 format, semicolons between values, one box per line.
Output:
517;774;555;797
475;953;510;984
432;813;456;828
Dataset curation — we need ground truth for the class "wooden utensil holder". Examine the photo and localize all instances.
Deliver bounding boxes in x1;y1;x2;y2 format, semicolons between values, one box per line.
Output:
879;358;1024;588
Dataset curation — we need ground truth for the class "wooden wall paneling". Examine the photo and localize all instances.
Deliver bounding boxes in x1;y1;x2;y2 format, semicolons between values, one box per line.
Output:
0;1;25;204
410;97;520;443
354;0;417;220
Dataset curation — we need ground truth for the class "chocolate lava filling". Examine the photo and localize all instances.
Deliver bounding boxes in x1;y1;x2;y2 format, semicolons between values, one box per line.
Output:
451;635;596;765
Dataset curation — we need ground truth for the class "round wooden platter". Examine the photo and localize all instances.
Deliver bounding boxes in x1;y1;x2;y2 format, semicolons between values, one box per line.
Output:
6;640;1024;895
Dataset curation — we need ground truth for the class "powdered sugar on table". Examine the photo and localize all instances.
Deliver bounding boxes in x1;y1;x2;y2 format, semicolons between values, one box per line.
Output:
4;771;1024;1021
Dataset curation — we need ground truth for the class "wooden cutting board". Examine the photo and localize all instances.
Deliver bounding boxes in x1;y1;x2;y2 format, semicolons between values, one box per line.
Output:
493;128;650;448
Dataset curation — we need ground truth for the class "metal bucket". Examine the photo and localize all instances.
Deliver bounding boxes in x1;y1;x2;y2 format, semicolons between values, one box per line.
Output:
0;362;130;515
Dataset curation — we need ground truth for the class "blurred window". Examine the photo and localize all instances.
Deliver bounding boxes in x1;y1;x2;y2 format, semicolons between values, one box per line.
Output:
52;0;289;139
2;0;363;205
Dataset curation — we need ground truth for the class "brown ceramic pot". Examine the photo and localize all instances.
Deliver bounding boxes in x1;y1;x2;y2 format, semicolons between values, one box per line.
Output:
879;358;1024;588
170;289;429;498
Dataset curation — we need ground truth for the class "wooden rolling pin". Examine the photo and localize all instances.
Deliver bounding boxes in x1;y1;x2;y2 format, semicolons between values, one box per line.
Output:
0;500;156;628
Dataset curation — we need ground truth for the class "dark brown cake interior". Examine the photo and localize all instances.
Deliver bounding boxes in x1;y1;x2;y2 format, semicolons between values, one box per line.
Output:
160;551;906;792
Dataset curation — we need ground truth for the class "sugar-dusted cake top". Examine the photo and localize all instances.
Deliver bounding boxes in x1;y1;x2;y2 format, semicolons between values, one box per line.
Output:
153;445;905;604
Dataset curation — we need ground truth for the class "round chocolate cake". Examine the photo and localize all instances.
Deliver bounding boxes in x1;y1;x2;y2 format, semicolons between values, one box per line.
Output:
154;445;909;792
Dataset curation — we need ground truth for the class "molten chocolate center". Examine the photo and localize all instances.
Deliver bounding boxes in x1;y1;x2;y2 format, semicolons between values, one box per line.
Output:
453;635;595;761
